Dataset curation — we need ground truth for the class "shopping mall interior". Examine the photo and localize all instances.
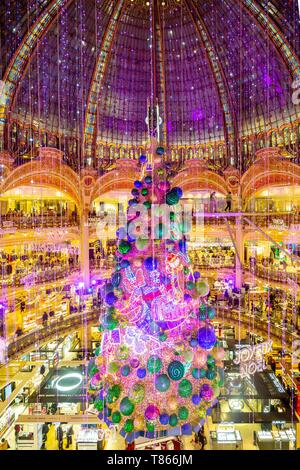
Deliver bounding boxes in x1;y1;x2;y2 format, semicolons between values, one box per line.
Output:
0;0;300;453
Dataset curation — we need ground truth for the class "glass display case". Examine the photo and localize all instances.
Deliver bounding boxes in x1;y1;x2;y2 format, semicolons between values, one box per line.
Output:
256;429;296;450
210;425;243;450
76;428;102;450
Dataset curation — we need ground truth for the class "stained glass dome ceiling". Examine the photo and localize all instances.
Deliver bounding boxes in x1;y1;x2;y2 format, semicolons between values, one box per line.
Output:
1;0;300;149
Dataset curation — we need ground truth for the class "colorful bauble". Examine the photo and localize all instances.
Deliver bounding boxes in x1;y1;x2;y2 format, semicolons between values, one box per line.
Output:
118;240;131;254
156;146;165;155
144;175;152;184
124;419;134;432
169;414;178;427
178;406;189;420
166;190;179;206
144;257;158;271
112;411;121;423
147;355;162;374
134;180;143;189
192;394;201;405
145;404;160;421
197;326;217;350
137;368;146;379
102;314;118;330
121;365;131;377
139;155;147;164
195;280;210;297
129;383;145;404
200;384;214;401
155;374;171;392
178;379;193;398
167;361;185;381
159;413;169;425
120;397;135;416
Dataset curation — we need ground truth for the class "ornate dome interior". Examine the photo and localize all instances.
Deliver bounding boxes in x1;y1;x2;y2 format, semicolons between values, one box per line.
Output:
0;0;300;165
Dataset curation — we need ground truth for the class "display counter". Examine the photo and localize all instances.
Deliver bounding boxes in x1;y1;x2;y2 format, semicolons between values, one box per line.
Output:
256;429;296;450
210;425;243;450
76;429;103;450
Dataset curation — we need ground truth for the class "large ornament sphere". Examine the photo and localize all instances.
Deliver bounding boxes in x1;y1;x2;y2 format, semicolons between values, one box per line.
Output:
197;326;217;350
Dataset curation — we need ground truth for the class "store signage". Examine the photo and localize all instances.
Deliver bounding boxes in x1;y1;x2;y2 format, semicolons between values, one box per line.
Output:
233;340;273;377
269;218;288;231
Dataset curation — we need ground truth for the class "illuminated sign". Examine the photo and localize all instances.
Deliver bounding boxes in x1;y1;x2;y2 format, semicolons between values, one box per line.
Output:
233;340;272;377
52;372;83;392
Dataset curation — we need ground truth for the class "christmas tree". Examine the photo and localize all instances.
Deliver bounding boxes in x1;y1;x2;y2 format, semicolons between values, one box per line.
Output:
88;149;224;439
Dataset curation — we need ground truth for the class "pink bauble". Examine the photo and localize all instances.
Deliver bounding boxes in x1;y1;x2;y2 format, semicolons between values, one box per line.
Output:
144;404;160;421
194;351;207;367
214;347;225;361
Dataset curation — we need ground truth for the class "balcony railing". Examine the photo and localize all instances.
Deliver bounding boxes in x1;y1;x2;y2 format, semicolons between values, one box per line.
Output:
0;215;79;230
6;309;100;359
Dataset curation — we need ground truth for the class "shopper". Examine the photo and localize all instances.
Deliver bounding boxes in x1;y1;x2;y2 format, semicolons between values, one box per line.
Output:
0;438;10;450
66;425;74;449
41;422;49;449
209;192;217;213
197;427;207;450
56;424;64;450
224;192;232;212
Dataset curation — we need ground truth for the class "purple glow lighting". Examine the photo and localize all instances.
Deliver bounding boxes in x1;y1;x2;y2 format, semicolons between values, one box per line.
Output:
192;109;203;121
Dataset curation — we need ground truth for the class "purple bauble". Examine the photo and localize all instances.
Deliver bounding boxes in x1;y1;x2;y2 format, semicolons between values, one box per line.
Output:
105;291;117;306
192;394;201;405
145;404;160;421
130;358;140;368
197;326;216;350
200;384;214;401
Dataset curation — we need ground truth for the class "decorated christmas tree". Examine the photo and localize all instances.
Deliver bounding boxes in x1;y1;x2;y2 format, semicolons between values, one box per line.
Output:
88;149;224;439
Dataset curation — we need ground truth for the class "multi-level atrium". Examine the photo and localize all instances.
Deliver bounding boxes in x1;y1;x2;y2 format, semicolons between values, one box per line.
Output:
0;0;300;453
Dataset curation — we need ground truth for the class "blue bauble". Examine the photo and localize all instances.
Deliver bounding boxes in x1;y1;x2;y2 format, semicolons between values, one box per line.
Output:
144;257;158;271
137;368;146;379
159;413;169;425
131;188;139;196
197;326;216;350
194;271;200;279
105;291;117;306
139;155;147;164
192;394;201;405
111;272;121;287
121;365;131;377
184;293;192;303
128;198;138;207
120;259;130;269
173;187;183;198
190;338;198;348
179;239;187;253
144;175;152;184
156;146;165;155
182;423;192;434
134;180;143;189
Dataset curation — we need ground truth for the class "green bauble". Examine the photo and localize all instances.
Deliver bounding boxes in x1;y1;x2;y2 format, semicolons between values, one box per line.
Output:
112;411;121;424
146;422;155;432
178;406;189;420
141;188;148;196
170;211;175;221
136;238;149;251
94;399;104;412
159;332;167;342
206;369;216;380
124;419;134;433
102;314;118;330
192;368;202;379
168;361;185;381
129;383;145;404
186;281;195;290
178;379;193;398
155;374;170;392
120;397;134;416
166;191;179;206
195;280;210;296
200;368;207;378
143;201;151;209
169;414;178;427
108;362;119;374
118;240;131;254
116;345;129;360
147;355;162;374
111;384;121;399
207;355;215;368
207;306;216;320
